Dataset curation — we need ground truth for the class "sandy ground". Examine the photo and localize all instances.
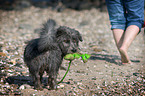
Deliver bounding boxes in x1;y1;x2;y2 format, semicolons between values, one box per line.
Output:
0;6;144;95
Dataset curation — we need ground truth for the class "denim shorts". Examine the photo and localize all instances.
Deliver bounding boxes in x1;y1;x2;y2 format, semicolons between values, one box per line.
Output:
105;0;144;30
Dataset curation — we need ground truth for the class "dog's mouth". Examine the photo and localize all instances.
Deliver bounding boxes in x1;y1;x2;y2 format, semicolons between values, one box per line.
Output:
71;49;77;53
67;48;80;54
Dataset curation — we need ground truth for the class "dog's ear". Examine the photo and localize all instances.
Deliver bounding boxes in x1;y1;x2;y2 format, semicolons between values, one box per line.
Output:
56;26;67;38
77;32;83;42
56;26;83;42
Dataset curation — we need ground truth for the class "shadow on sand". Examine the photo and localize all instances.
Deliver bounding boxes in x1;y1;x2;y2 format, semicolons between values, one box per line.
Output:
6;76;47;87
90;53;140;66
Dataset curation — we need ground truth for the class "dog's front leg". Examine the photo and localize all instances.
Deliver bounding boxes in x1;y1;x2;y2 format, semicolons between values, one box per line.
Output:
33;73;43;90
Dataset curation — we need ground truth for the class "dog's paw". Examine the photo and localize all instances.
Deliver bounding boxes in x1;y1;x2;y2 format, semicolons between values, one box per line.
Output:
49;85;57;90
34;86;43;91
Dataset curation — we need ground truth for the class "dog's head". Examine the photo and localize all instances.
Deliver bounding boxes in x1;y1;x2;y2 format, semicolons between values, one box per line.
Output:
56;26;83;55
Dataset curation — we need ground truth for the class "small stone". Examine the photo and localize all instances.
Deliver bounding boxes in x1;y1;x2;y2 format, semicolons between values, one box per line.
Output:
57;84;64;89
19;85;25;90
10;60;16;65
19;24;32;30
133;72;139;76
90;45;103;52
0;52;7;56
77;82;82;85
92;77;97;80
60;84;65;88
104;64;108;68
19;84;31;90
137;77;142;81
22;71;27;74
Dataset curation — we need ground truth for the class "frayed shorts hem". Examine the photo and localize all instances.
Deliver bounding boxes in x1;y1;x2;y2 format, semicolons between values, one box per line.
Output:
111;22;143;31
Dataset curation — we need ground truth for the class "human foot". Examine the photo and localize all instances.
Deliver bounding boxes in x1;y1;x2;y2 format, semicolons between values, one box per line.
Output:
119;48;131;64
121;61;132;64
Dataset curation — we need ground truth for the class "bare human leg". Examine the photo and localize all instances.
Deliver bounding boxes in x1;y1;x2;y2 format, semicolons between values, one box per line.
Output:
112;25;139;64
119;25;139;64
112;29;130;63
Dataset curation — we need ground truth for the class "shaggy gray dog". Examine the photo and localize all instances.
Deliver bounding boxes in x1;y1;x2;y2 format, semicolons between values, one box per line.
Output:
24;19;83;90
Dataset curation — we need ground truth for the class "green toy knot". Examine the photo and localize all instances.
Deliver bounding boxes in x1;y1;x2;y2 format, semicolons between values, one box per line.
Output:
84;53;91;59
81;54;91;63
73;53;81;59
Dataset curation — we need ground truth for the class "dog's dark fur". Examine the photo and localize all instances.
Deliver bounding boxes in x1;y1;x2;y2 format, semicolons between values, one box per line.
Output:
24;19;82;90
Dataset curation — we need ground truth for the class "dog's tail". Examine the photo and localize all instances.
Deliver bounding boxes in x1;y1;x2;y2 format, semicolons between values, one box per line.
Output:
38;19;58;52
40;19;56;36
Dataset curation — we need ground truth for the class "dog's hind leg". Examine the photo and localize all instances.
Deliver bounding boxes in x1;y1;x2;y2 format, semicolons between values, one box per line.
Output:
32;72;43;90
39;67;44;83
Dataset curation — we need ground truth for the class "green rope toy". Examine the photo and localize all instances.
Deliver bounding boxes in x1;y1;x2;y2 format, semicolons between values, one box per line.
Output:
58;53;91;84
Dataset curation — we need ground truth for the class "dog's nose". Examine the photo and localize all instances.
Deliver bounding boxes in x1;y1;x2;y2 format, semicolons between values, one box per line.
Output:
71;49;77;53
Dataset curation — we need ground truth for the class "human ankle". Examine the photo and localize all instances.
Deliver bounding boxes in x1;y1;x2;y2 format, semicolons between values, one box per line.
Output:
119;47;127;53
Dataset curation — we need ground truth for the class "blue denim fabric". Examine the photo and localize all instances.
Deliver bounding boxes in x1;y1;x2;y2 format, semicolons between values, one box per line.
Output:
105;0;144;30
